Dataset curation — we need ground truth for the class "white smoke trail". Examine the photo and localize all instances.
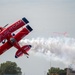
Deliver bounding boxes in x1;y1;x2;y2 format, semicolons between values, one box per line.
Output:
20;37;75;67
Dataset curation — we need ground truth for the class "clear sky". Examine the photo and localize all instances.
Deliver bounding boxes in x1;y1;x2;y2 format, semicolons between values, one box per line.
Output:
0;0;75;75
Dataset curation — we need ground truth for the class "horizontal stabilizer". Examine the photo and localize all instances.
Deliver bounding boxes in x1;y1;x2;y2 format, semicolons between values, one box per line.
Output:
15;45;32;58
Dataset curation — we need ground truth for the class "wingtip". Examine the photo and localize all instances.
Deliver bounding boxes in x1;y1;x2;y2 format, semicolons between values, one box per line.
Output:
22;17;29;24
26;25;33;32
29;45;32;48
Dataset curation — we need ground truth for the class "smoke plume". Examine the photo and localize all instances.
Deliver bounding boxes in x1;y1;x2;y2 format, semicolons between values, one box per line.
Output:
20;37;75;67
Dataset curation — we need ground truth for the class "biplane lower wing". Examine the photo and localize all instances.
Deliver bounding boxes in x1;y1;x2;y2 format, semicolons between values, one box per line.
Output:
0;25;33;57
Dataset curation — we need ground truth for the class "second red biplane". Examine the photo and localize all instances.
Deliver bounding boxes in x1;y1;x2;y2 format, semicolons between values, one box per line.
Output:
0;17;33;58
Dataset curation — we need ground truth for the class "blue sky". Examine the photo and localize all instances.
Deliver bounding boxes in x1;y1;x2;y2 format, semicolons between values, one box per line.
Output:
0;0;75;75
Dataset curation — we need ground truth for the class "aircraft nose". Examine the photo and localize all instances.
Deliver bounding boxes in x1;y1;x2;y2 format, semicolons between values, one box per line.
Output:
29;45;32;48
15;55;18;58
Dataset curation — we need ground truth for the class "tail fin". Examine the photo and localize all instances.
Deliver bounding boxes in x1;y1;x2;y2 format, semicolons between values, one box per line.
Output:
15;45;32;58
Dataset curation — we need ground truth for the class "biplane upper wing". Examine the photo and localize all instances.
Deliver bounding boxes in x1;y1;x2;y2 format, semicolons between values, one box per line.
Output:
0;17;29;42
0;25;33;55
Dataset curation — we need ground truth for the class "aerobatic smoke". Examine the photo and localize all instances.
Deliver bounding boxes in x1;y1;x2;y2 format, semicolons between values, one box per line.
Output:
20;37;75;67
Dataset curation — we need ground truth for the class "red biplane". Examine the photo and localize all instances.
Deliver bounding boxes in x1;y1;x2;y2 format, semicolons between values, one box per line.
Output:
0;17;33;58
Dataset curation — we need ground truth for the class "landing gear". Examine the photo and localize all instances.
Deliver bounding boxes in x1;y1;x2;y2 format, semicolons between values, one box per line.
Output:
2;33;15;44
10;38;16;44
2;39;6;44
